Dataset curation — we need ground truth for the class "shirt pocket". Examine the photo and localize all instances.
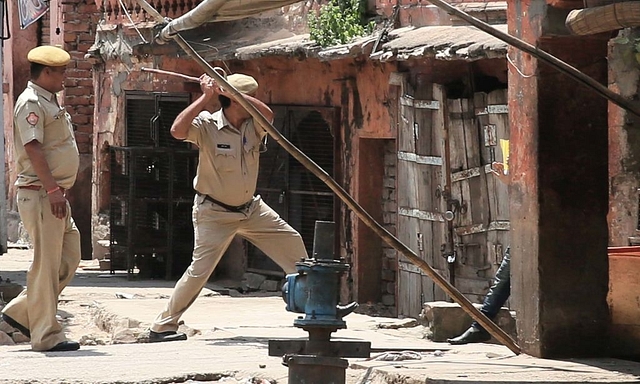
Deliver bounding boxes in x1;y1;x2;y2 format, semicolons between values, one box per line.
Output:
214;144;238;172
46;111;73;143
246;146;260;169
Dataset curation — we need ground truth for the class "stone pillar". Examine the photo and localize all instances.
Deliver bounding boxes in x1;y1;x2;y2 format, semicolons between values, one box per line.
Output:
508;0;609;357
608;29;640;247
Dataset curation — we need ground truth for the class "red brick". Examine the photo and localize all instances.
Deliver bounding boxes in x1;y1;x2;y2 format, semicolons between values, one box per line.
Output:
77;79;94;87
78;3;98;13
64;22;91;32
72;115;91;125
79;34;97;43
68;52;85;61
64;87;88;96
67;69;92;78
74;131;92;142
66;96;92;105
77;61;94;70
76;106;94;115
78;43;94;51
75;123;94;133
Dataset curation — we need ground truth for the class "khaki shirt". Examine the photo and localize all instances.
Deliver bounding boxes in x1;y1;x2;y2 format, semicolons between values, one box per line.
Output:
14;82;79;189
186;109;266;206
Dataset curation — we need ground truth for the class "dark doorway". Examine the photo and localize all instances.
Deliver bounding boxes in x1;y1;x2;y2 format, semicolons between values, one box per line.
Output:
248;106;339;274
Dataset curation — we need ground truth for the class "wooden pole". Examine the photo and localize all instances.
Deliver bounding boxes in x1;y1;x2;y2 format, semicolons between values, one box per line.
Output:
428;0;640;118
133;0;522;355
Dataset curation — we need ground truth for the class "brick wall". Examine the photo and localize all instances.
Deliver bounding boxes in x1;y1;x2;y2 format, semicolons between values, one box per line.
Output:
381;139;397;315
64;0;101;259
375;0;506;28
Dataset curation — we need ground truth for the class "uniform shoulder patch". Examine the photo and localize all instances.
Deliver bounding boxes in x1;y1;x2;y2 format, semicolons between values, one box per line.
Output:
26;112;39;126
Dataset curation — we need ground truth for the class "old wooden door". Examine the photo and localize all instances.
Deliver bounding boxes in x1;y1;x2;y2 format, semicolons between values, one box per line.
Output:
397;81;509;318
447;90;510;305
397;79;449;318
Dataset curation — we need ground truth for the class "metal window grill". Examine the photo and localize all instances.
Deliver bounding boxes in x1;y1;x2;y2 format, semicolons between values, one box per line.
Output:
109;146;198;279
125;93;191;148
110;92;197;279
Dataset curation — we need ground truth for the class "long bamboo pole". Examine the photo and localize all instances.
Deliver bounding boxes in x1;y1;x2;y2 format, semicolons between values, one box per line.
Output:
428;0;640;118
133;0;521;355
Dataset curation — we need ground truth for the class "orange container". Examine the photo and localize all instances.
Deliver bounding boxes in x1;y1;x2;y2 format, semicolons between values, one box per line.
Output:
608;246;640;355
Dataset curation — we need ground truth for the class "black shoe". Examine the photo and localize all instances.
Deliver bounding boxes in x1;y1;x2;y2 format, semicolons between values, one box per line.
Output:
149;330;187;343
447;326;491;345
2;313;30;338
46;341;80;352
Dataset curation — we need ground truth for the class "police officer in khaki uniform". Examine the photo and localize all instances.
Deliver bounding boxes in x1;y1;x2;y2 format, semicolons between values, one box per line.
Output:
149;73;308;342
2;46;81;352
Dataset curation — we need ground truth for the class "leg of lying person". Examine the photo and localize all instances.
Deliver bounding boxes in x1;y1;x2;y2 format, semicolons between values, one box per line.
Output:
448;247;511;345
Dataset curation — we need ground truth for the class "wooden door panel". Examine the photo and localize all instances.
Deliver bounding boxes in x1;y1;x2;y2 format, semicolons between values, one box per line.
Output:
397;85;510;316
446;90;510;293
399;95;417;153
397;81;447;318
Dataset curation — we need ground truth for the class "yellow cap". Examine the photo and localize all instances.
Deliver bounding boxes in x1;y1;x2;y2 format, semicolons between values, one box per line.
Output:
27;46;71;67
227;73;258;95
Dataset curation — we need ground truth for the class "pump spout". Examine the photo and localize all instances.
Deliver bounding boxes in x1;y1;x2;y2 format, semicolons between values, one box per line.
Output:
336;302;358;319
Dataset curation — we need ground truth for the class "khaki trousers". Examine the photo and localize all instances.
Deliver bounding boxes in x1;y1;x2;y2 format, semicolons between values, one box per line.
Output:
151;195;307;332
3;189;81;351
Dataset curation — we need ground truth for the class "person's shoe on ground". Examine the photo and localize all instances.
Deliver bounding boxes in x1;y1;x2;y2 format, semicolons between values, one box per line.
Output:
149;330;187;343
447;325;491;345
2;313;30;338
46;341;80;352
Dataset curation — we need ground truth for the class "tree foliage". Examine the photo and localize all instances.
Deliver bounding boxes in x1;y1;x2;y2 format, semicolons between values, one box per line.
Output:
309;0;375;48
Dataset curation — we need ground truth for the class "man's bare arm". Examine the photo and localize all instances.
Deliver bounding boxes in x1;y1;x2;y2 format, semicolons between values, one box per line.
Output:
171;74;216;140
239;93;274;124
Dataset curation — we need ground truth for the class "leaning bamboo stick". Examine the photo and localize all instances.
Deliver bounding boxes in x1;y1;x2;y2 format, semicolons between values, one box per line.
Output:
133;0;522;356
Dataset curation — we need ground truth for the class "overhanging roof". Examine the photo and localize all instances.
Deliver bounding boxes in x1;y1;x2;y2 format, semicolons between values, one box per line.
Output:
375;25;508;61
175;23;509;62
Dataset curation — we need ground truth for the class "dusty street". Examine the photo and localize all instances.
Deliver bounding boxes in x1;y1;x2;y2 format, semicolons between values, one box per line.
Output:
2;248;640;384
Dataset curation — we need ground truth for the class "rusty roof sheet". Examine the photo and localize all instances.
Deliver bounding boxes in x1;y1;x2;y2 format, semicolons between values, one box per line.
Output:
185;24;508;62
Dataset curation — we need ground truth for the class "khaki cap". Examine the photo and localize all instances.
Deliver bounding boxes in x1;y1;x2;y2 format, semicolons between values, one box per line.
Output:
227;73;258;95
27;46;71;67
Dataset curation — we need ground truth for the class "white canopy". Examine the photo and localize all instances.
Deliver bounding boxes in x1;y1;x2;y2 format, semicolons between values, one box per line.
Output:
157;0;302;42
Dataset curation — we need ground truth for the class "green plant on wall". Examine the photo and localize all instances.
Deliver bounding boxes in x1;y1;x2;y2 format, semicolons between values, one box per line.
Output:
309;0;375;48
611;35;640;66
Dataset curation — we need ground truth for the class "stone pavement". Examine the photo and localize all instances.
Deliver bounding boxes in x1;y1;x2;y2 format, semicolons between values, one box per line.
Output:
2;248;640;383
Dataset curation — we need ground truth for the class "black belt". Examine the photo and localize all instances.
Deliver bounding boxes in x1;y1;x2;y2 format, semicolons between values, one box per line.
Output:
200;194;253;212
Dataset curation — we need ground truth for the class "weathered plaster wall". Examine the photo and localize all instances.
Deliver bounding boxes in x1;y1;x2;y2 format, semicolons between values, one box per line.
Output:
608;29;640;246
